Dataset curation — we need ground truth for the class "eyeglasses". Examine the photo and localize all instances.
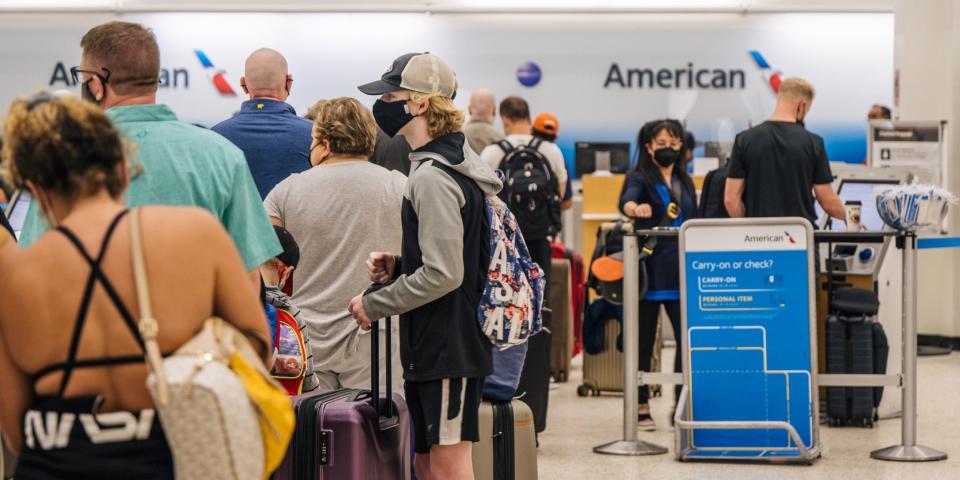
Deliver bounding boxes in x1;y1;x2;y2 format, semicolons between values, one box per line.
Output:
25;91;55;111
70;66;111;85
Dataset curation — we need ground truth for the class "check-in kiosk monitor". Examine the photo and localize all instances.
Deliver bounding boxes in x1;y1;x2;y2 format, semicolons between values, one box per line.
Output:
827;179;901;232
817;170;910;276
574;142;630;176
4;190;32;241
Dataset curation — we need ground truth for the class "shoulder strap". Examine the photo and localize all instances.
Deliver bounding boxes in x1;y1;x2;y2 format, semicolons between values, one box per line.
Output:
527;137;543;150
654;175;683;229
129;208;170;405
52;210;140;396
670;175;682;205
496;140;516;171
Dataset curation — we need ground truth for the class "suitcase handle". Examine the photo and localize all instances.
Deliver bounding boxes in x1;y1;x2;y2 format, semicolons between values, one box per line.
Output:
365;284;397;429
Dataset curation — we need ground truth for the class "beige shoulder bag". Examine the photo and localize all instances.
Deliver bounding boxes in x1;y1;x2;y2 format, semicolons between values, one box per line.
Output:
130;207;276;480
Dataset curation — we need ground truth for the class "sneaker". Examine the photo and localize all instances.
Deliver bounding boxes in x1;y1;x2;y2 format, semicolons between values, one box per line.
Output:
637;412;656;431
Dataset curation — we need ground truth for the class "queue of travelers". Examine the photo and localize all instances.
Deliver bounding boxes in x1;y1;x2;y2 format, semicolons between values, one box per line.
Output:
0;18;846;480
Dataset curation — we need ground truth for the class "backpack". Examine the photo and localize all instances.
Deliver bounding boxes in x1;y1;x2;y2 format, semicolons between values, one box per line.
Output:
478;194;546;349
271;308;308;396
586;220;627;304
497;138;563;240
588;177;684;304
699;165;730;218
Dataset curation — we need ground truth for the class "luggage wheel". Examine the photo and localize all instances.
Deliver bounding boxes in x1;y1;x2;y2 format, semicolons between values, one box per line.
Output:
576;385;592;397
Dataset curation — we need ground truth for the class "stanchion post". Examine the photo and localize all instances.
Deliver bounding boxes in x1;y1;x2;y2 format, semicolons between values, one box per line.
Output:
594;233;668;456
871;232;947;462
621;232;640;441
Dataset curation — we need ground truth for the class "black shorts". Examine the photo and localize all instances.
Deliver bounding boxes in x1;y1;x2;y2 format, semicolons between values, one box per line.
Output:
405;377;484;454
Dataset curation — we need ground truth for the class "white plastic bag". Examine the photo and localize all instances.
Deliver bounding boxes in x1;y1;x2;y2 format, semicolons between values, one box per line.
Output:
875;184;957;231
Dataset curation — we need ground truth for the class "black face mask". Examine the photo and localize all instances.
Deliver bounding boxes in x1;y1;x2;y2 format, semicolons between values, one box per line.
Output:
653;148;681;168
80;78;101;104
373;99;415;137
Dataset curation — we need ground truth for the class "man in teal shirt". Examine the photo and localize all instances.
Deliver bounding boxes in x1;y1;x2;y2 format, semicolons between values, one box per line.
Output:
19;21;280;274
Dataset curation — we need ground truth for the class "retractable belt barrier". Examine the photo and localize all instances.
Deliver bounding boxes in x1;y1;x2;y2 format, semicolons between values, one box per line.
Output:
593;220;950;463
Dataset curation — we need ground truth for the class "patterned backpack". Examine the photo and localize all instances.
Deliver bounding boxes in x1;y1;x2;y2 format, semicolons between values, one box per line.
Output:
478;195;545;348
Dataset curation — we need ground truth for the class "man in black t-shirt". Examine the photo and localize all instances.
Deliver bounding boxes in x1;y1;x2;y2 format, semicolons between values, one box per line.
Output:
725;77;844;224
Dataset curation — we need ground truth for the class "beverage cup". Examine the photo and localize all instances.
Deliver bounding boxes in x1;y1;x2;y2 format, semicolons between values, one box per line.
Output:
844;200;862;232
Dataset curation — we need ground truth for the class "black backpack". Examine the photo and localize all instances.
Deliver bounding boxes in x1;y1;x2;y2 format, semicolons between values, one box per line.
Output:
585;220;626;304
699;164;730;218
497;138;562;240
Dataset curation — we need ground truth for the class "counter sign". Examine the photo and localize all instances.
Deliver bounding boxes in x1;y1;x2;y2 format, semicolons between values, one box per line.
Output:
679;219;817;459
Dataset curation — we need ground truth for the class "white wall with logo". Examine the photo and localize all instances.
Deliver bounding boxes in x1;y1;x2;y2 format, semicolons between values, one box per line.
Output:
0;11;892;166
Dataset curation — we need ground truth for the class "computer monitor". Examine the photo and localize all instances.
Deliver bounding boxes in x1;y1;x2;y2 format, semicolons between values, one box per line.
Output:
827;179;901;232
575;142;630;176
813;174;839;227
4;190;33;241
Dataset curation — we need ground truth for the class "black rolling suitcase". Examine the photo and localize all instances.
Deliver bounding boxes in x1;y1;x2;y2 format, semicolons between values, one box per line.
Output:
515;307;552;434
825;287;889;427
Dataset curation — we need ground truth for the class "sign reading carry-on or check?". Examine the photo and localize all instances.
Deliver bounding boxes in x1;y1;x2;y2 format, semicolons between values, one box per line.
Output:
676;218;821;463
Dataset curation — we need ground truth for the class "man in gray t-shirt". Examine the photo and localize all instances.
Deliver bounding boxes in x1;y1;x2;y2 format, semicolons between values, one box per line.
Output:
265;139;405;393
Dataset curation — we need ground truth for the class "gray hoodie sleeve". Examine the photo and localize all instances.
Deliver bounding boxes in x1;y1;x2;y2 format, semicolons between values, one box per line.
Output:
362;163;466;320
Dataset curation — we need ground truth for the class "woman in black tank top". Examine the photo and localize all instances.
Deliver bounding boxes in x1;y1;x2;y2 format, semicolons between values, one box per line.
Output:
0;94;270;478
0;93;174;479
14;208;174;479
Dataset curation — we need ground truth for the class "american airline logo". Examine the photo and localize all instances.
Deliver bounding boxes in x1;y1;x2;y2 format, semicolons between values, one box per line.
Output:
743;231;796;244
749;50;782;94
194;49;237;96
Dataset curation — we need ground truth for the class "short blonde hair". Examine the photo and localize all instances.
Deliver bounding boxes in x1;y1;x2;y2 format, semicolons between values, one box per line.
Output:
408;91;464;139
304;99;327;121
311;97;376;157
779;77;815;101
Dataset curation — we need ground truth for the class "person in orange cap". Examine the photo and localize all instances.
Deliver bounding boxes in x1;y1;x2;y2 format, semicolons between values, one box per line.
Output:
532;112;573;210
532;112;559;142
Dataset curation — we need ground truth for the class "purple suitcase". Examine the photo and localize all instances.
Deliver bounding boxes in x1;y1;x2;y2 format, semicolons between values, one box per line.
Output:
275;316;410;480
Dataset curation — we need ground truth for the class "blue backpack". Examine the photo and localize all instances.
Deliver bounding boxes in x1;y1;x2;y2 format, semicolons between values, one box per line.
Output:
478;195;545;348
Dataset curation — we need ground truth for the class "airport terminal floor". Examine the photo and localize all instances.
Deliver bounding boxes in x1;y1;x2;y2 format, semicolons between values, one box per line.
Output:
539;349;960;480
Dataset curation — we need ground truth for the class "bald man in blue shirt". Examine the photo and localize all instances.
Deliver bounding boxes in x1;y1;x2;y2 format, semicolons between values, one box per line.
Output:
213;48;313;199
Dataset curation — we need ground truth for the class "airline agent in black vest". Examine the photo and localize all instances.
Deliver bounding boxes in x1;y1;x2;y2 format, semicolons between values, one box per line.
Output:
619;119;698;430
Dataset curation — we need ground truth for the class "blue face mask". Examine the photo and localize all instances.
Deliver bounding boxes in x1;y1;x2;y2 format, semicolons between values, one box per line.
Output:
373;99;415;137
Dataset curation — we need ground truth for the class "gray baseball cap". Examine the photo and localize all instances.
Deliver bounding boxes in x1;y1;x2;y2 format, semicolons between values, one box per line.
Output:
358;52;458;99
